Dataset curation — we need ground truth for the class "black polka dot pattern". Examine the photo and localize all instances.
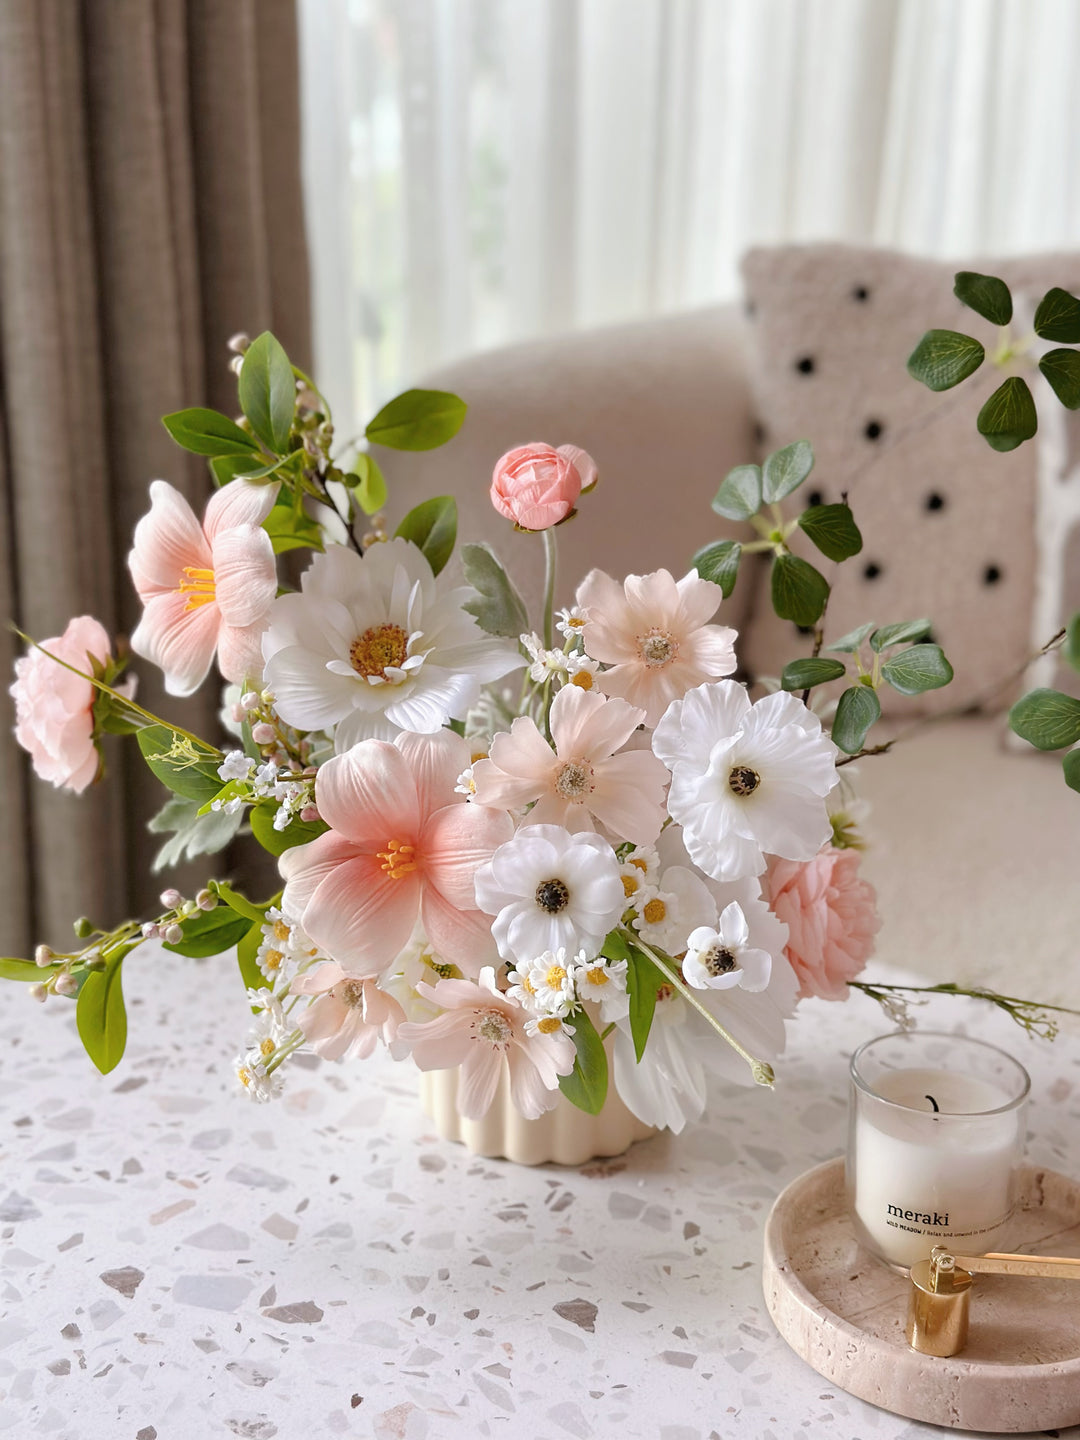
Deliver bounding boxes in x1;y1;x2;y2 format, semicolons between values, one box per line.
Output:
853;285;870;301
806;490;824;508
925;492;945;512
864;420;883;441
863;562;882;581
795;356;815;375
984;564;1002;585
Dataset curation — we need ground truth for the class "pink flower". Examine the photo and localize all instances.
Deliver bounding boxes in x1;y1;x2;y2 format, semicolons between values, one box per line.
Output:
397;966;575;1119
129;479;278;696
490;442;596;531
10;616;113;792
471;683;668;844
279;729;513;978
576;567;738;727
290;961;406;1061
766;846;881;1001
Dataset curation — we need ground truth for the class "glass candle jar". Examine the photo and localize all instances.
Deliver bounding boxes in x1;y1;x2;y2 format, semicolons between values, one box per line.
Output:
847;1031;1030;1269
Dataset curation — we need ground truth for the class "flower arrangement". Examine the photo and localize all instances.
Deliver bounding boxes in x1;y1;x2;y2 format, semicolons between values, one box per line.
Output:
6;310;1078;1132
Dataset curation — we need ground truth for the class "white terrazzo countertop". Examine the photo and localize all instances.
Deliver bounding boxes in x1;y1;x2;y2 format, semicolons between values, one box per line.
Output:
0;949;1077;1440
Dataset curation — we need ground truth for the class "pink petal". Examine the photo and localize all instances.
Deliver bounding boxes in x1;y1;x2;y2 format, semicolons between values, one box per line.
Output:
129;590;220;697
506;1045;560;1118
289;960;345;996
280;832;362;918
675;570;725;629
216;622;267;686
128;481;212;595
212;525;277;628
623;569;680;629
683;624;738;677
549;684;643;761
588;750;668;844
315;741;420;846
557;444;597;491
395;729;472;817
303;852;420;973
203;478;279;541
420;886;500;977
457;1047;505;1118
399;1010;473;1068
422;802;515;911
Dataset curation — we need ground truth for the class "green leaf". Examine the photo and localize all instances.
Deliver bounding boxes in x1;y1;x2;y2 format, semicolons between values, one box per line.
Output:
780;657;847;691
870;619;932;653
162;907;251;959
365;388;467;451
76;946;131;1075
1063;749;1080;793
977;376;1038;452
880;644;954;696
395;496;457;576
137;726;222;803
210;454;265;487
953;271;1013;326
797;503;863;562
1034;287;1080;343
239;331;296;454
213;882;273;926
711;464;762;521
1039;348;1080;410
249;802;329;856
826;622;876;654
692;539;742;598
1064;612;1080;673
762;440;814;504
609;933;663;1063
236;919;265;993
162;407;258;458
460;542;529;638
557;1008;609;1115
350;453;388;514
147;796;243;873
262;500;324;555
771;553;830;627
1008;687;1080;751
226;453;296;482
0;956;58;981
831;685;882;754
906;330;985;391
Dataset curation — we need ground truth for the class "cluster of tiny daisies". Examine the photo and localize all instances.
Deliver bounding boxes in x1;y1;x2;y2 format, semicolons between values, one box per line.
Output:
506;946;630;1037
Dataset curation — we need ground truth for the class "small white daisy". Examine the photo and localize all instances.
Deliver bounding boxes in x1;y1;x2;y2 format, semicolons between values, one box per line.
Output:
508;948;578;1016
524;1014;576;1039
521;632;569;683
564;653;601;692
455;765;477;798
556;606;587;640
234;1052;284;1103
572;955;630;1022
618;846;658;905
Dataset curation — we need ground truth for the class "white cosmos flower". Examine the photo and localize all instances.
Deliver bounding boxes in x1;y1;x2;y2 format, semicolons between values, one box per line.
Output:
683;903;772;992
474;824;625;967
652;680;839;881
261;540;522;748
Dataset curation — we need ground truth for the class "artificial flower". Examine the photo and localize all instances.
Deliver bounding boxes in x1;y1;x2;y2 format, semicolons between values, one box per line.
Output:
576;567;738;726
261;539;521;747
767;845;881;1001
234;1052;285;1103
618;846;658;905
683;903;772;992
521;632;569;683
398;966;575;1119
490;443;596;531
471;684;669;844
505;948;578;1017
10;615;115;792
254;906;320;984
629;864;717;953
556;605;587;640
279;729;513;976
129;478;278;695
612;993;708;1134
652;680;839;881
565;653;600;690
573;953;630;1022
474;824;625;966
290;961;406;1060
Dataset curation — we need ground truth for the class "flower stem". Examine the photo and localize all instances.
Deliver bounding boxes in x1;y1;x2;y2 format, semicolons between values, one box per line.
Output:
542;528;558;652
849;979;1080;1041
622;930;775;1087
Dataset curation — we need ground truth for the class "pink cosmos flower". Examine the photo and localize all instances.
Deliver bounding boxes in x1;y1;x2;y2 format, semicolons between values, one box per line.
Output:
490;442;597;531
397;966;575;1119
10;615;114;792
576;567;738;727
471;683;668;844
766;846;881;1001
290;961;406;1061
279;729;513;978
129;479;278;695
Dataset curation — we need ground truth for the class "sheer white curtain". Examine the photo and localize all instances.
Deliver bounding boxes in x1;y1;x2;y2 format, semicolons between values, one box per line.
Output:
299;0;1080;443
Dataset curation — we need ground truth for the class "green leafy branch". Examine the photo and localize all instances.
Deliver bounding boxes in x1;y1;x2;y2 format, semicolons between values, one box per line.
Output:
1007;616;1080;791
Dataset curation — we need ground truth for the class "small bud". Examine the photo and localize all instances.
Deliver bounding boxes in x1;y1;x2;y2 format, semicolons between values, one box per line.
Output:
181;899;199;917
34;944;54;968
83;953;107;972
251;722;276;745
260;688;276;706
54;971;79;997
160;888;183;909
197;889;218;911
229;355;244;376
29;982;48;1003
227;331;251;354
141;921;160;940
300;804;321;823
163;923;184;945
230;703;246;723
73;916;94;938
240;690;261;712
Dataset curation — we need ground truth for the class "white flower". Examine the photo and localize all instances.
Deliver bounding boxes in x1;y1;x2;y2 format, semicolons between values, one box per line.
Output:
524;1014;576;1039
211;795;244;815
474;824;625;967
507;948;578;1016
218;750;254;782
455;765;477;798
261;539;522;748
629;865;716;954
556;606;587;641
612;992;707;1134
246;1000;287;1063
573;955;629;1022
618;846;658;906
379;926;457;1031
521;632;568;683
652;680;838;881
234;1052;284;1103
256;907;319;982
564;653;601;692
683;903;772;992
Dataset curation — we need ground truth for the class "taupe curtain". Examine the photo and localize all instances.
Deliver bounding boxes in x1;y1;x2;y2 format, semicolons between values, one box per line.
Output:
0;0;311;956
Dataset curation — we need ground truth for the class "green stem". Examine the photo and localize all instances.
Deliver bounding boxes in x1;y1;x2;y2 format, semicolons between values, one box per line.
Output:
849;979;1080;1017
542;527;558;651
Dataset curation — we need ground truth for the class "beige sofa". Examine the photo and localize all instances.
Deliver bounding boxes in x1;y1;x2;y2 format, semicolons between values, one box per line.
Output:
375;305;1080;1008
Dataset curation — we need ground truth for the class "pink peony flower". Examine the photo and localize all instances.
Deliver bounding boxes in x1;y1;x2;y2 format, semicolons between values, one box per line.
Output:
471;682;668;844
397;966;575;1119
10;615;114;792
766;846;881;1001
128;479;279;696
576;567;738;727
490;442;596;531
279;729;513;978
290;961;406;1061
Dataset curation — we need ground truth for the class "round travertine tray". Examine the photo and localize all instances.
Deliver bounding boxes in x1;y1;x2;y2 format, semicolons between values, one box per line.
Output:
763;1159;1080;1433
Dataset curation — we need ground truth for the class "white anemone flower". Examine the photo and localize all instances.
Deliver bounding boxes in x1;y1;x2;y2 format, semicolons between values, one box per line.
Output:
682;903;772;992
261;540;522;748
474;824;625;967
612;992;707;1134
652;680;839;881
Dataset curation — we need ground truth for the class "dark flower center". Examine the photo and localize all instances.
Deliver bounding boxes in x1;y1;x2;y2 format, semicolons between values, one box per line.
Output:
704;945;738;977
728;765;761;797
535;878;570;913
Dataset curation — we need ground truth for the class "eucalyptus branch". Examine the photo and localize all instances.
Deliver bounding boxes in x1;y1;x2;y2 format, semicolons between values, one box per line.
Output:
849;979;1080;1042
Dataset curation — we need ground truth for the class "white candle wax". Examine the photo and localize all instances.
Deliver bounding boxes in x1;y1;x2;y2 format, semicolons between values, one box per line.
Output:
850;1066;1020;1269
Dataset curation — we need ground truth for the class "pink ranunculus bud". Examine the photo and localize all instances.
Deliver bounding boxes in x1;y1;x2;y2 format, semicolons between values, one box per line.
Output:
9;616;113;793
489;443;596;532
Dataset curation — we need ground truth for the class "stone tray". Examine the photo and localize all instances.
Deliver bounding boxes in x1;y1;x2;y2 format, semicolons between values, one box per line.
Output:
762;1158;1080;1432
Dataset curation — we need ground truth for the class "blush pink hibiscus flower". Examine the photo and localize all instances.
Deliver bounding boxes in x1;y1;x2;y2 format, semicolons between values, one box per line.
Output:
576;567;738;727
290;962;406;1061
398;966;575;1118
128;478;278;695
279;729;513;978
471;683;668;844
766;846;881;1001
10;615;116;792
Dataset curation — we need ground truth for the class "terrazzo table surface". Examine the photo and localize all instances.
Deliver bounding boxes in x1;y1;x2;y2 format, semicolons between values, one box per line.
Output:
1;950;1077;1440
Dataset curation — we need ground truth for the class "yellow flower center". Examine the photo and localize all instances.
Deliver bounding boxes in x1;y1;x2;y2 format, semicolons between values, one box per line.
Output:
350;623;409;679
259;1037;275;1058
630;857;650;873
622;874;640;898
642;898;667;925
637;628;679;668
178;566;217;612
237;1065;253;1088
536;1016;563;1034
585;966;608;987
544;964;568;990
520;975;536;994
272;919;291;943
377;840;418;879
263;949;283;972
570;670;594;690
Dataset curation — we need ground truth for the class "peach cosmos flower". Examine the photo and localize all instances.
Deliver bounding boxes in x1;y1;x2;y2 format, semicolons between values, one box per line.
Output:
128;478;278;695
490;443;596;531
10;615;115;792
576;567;738;727
279;729;513;978
290;961;406;1061
470;683;669;844
766;846;881;1001
397;966;575;1119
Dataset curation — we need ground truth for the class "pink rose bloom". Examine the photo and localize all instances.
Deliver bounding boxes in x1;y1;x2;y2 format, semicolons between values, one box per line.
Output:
490;442;596;531
290;961;406;1061
10;615;114;792
767;846;881;1001
128;478;278;696
398;966;575;1119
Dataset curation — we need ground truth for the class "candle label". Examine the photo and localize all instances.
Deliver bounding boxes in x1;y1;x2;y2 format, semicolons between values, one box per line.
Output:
881;1201;1014;1243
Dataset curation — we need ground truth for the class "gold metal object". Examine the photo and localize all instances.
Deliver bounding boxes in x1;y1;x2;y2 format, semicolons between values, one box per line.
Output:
907;1246;1080;1357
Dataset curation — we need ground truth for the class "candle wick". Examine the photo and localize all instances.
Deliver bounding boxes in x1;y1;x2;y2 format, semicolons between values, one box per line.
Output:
925;1094;940;1113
